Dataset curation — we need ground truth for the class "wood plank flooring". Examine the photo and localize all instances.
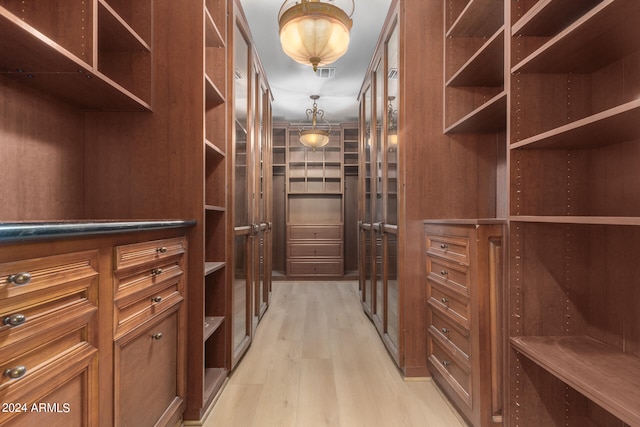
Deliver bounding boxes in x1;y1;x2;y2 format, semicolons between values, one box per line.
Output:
202;281;467;427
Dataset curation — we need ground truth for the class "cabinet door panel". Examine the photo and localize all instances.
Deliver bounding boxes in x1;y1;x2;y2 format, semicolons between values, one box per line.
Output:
115;309;179;427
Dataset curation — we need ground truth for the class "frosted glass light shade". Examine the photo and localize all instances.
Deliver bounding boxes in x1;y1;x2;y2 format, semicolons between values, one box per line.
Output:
279;0;353;71
299;129;330;149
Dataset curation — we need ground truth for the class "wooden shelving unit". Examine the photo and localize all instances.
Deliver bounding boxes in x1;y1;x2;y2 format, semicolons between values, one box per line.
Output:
0;0;151;110
507;0;640;425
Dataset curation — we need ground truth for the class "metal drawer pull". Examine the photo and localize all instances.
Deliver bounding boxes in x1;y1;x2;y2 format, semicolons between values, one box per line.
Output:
151;333;163;340
151;268;163;276
440;270;448;276
441;328;449;334
440;244;448;249
3;314;26;327
4;366;27;379
7;272;31;285
151;296;162;303
442;360;450;367
441;297;449;304
156;246;168;254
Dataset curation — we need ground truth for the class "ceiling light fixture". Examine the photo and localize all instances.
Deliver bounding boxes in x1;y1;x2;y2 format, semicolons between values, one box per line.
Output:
278;0;354;72
299;95;331;150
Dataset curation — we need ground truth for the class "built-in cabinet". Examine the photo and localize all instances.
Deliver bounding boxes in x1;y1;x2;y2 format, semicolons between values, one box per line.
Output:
1;0;272;424
425;221;504;427
271;123;358;279
0;225;190;427
359;0;506;380
506;1;640;426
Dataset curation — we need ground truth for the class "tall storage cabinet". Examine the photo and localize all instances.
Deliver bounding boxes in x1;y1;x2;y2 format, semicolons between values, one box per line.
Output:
286;128;345;278
358;0;505;377
506;0;640;426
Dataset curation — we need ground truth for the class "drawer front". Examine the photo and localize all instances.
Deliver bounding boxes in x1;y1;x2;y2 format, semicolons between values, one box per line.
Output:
287;260;343;276
427;282;470;329
0;320;95;388
288;225;343;240
116;310;180;427
114;261;183;297
425;232;469;265
0;250;99;302
426;256;469;294
114;237;186;271
288;242;342;257
428;335;472;408
0;345;97;427
114;281;183;338
429;310;470;358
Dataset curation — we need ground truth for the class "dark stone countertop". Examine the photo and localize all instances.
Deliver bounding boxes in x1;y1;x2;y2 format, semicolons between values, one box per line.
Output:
0;220;196;243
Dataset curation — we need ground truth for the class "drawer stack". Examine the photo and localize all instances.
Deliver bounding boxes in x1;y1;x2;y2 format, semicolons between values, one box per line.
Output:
424;221;504;427
0;251;100;426
112;236;186;427
286;225;343;277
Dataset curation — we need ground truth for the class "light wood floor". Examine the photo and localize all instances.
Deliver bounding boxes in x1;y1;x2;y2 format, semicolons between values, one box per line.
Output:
202;281;467;427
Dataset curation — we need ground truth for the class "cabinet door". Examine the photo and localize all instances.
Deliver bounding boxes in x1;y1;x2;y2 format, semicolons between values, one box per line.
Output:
383;23;400;353
359;83;374;317
231;20;252;368
372;56;385;334
115;308;181;427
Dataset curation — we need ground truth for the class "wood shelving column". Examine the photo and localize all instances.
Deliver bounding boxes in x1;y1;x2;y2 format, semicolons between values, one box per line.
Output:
507;0;640;425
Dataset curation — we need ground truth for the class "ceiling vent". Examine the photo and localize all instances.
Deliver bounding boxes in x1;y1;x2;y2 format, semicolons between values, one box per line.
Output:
315;67;336;79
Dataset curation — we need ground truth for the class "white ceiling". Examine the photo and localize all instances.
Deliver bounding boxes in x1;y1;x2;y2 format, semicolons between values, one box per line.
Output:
239;0;392;124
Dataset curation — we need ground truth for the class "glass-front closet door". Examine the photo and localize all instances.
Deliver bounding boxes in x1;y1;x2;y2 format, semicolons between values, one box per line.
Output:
359;83;373;316
372;57;385;334
232;22;252;367
384;22;400;355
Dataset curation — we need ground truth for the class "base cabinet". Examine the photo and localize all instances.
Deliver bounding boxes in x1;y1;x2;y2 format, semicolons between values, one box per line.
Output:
0;224;189;427
425;220;504;427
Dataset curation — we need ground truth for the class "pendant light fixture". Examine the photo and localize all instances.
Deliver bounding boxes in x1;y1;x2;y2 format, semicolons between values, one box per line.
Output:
278;0;354;72
299;95;331;150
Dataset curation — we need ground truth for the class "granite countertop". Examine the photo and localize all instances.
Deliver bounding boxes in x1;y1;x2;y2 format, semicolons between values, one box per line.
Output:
0;220;196;243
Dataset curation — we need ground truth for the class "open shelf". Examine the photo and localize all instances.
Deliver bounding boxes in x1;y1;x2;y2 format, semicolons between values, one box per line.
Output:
447;0;503;37
203;316;224;341
446;28;504;87
512;0;603;37
0;7;150;111
512;0;640;74
445;91;507;134
205;261;225;275
510;216;640;226
203;367;227;403
205;75;225;108
511;99;640;150
205;8;224;48
511;335;640;426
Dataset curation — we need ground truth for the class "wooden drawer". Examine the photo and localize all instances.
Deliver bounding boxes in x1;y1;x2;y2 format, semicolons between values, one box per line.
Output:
114;237;186;271
288;225;343;240
288;242;342;257
114;280;183;338
287;260;343;276
425;233;469;265
115;308;181;427
0;318;96;388
427;282;470;330
426;256;469;294
0;250;99;303
429;310;470;359
0;344;97;427
428;334;472;408
114;261;183;297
